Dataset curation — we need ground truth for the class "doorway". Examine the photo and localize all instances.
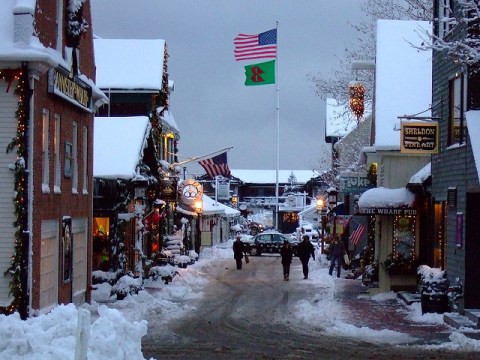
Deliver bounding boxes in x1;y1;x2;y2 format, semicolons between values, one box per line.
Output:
465;192;480;308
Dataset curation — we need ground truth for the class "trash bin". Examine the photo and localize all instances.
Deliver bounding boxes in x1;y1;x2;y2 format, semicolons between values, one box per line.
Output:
418;265;449;314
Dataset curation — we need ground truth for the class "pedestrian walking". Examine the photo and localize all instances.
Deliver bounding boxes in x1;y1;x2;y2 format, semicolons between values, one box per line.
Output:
232;235;246;270
328;236;346;278
297;235;315;279
280;240;293;280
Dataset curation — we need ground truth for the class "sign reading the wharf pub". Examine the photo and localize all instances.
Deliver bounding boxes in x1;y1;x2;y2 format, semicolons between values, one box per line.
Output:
359;207;417;216
400;122;439;154
48;67;92;112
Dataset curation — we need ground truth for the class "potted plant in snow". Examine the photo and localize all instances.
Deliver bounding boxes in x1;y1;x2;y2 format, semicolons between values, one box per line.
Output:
111;274;143;300
417;265;449;314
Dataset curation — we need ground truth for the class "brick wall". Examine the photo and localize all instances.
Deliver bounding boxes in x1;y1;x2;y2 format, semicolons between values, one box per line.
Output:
29;0;95;310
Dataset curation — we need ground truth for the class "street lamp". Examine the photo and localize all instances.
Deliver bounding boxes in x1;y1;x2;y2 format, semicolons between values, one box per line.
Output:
194;199;203;254
328;188;338;239
316;197;327;254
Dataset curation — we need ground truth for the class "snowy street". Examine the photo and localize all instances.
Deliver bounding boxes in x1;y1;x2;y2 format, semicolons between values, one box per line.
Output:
138;243;479;359
2;240;480;359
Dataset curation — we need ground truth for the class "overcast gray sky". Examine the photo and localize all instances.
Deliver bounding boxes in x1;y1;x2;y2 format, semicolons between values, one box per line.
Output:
90;1;369;172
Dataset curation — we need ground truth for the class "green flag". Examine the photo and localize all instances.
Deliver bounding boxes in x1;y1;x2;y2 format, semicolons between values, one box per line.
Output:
244;60;275;86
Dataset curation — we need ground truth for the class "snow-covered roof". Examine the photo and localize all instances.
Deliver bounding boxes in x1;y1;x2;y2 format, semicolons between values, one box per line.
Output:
160;109;179;133
325;98;357;138
0;1;107;108
466;111;480;180
408;162;431;185
374;20;432;150
231;170;315;184
94;116;150;179
202;194;240;217
358;186;415;209
94;38;166;90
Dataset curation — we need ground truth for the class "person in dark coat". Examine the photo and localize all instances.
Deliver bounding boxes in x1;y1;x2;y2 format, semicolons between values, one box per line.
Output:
232;235;246;270
280;240;293;281
296;235;315;279
329;236;346;278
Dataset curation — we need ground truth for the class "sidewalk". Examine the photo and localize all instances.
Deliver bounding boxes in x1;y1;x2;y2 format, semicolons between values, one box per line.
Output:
334;278;453;346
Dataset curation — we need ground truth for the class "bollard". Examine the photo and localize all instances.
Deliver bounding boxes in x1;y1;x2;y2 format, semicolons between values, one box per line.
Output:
74;308;91;360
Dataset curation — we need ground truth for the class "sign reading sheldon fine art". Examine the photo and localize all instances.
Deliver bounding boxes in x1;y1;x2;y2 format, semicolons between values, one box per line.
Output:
400;121;439;154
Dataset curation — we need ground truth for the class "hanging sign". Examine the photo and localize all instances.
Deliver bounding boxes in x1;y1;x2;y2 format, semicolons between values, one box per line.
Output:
178;179;203;205
400;122;439;154
340;173;373;193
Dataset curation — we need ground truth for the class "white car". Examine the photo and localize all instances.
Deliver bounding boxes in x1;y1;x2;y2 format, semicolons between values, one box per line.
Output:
297;223;320;242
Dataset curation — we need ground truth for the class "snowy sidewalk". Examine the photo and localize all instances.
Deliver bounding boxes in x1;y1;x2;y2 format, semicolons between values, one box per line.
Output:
334;278;453;346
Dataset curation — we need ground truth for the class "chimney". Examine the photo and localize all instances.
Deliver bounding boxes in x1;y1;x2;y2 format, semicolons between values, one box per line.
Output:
13;3;35;45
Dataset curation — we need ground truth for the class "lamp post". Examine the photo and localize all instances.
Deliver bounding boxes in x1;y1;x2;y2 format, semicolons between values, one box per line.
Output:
132;176;148;280
328;188;338;240
316;197;327;254
194;199;203;254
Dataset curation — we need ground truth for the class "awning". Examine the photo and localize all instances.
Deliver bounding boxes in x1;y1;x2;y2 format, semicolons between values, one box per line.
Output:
357;187;416;216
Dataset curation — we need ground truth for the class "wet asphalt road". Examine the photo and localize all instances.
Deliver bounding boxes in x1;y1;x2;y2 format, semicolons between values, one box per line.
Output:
142;255;480;360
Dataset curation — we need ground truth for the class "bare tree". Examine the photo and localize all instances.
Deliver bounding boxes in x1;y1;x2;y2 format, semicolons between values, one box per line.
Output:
310;0;433;180
417;0;480;65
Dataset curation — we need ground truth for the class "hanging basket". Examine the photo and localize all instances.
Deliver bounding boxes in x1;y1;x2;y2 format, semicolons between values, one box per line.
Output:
349;81;365;122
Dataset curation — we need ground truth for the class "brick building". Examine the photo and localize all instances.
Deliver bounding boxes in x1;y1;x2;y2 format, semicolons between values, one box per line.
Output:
0;0;106;318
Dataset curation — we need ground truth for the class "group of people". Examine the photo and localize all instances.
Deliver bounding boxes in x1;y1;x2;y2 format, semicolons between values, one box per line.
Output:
233;234;347;280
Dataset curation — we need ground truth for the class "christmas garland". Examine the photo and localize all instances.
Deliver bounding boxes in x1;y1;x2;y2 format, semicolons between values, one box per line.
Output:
1;67;30;317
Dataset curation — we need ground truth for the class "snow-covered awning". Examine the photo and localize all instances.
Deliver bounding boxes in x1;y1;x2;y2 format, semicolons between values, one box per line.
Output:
466;111;480;180
202;194;240;217
358;187;416;216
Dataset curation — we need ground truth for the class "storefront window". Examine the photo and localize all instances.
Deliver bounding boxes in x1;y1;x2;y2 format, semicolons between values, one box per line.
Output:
93;217;110;270
393;215;415;260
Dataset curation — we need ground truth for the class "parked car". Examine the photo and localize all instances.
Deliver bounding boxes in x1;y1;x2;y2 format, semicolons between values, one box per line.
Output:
243;231;298;256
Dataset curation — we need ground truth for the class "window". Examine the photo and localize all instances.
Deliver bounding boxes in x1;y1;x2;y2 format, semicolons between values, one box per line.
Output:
72;121;78;193
438;0;454;38
82;126;88;194
54;115;61;192
42;109;50;192
448;74;467;145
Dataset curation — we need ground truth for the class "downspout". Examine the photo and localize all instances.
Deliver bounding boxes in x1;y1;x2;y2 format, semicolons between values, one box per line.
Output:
24;63;34;319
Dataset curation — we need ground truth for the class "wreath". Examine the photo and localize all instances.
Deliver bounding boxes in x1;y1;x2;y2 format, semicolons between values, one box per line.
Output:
66;0;88;47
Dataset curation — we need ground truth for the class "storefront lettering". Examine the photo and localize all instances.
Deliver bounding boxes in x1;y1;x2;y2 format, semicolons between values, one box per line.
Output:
48;68;92;111
360;207;417;216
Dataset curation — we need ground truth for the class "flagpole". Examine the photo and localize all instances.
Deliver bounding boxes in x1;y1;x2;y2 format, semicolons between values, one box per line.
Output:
274;21;280;230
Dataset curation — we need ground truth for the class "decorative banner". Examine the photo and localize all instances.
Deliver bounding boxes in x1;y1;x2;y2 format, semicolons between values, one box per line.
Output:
400;121;439;154
456;212;463;248
217;180;230;200
244;60;275;86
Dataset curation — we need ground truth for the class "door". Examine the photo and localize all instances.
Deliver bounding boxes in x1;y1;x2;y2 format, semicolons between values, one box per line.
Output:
464;192;480;308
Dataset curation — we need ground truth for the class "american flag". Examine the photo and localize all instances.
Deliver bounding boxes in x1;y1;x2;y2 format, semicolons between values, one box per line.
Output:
350;222;366;246
198;152;231;179
234;28;277;61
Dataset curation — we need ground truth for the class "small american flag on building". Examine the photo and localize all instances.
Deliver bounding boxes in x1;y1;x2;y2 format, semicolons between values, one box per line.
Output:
350;222;366;246
198;152;231;179
234;28;277;61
